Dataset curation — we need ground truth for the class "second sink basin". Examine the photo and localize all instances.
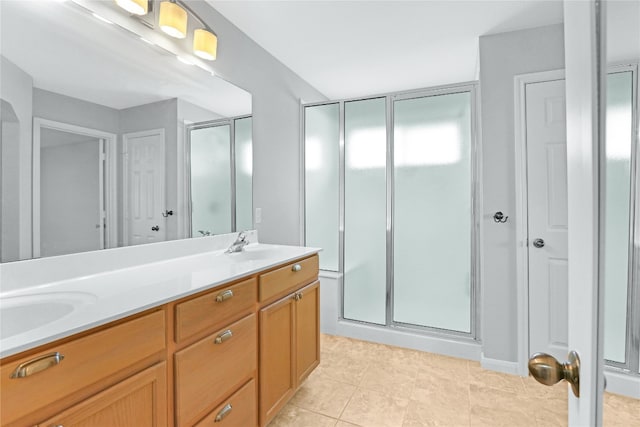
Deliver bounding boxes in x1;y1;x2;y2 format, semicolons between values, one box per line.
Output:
0;292;97;338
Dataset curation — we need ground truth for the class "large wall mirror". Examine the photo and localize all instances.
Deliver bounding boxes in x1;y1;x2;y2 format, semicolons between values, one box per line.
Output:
0;0;252;262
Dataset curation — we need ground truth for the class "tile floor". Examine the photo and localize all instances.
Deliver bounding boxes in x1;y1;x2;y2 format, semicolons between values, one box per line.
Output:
268;334;640;427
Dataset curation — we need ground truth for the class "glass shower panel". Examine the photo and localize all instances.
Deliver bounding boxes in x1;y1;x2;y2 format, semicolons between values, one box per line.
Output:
393;92;472;332
190;124;232;236
304;104;340;271
603;71;633;363
235;117;253;231
344;98;387;325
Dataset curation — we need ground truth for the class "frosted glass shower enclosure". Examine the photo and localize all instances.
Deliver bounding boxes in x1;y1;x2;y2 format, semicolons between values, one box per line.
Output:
304;84;478;336
188;117;253;237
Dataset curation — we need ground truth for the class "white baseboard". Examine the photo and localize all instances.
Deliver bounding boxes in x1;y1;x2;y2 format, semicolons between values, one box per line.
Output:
605;369;640;399
480;354;522;376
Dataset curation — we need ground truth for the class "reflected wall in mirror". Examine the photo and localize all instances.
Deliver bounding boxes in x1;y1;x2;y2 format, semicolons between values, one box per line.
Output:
0;0;252;262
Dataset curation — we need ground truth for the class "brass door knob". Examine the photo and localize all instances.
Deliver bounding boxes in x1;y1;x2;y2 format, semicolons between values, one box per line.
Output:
528;351;580;397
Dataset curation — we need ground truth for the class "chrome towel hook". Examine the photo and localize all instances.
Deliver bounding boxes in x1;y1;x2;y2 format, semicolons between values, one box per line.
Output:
493;211;508;223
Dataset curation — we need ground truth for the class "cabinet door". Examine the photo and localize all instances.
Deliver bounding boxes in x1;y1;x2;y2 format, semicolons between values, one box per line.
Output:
259;294;295;426
295;281;320;384
38;363;167;427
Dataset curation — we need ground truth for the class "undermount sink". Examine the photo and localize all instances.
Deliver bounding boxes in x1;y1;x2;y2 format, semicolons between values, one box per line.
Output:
0;292;97;338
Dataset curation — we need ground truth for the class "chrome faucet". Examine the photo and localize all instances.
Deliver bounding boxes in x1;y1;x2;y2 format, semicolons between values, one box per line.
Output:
226;231;249;253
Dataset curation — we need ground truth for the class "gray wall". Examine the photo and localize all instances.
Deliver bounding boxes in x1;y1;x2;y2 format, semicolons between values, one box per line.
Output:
479;24;565;363
33;88;120;134
40;139;101;257
0;56;33;261
191;1;328;245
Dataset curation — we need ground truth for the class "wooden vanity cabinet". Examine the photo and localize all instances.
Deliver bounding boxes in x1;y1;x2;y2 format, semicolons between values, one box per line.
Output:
0;309;166;427
259;276;320;427
1;254;319;427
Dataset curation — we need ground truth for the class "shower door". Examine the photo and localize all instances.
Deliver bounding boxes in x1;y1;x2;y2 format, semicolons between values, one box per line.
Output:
392;91;474;333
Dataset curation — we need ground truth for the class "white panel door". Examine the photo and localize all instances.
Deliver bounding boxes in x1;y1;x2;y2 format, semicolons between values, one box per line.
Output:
526;79;569;362
124;130;166;246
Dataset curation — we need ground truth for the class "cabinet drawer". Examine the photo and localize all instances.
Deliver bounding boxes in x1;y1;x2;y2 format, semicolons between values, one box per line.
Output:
175;278;257;343
0;310;166;426
194;379;257;427
259;255;319;303
175;313;257;427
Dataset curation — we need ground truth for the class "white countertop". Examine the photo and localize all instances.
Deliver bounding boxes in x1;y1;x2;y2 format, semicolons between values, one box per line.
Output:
0;242;319;358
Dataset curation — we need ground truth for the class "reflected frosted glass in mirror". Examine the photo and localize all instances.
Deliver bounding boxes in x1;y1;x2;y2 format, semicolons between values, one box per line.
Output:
235;117;253;231
393;92;472;332
344;97;387;325
190;125;232;236
304;103;339;271
603;71;633;363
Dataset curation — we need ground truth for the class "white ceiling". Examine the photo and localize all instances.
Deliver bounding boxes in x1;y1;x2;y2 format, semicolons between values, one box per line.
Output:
209;0;564;99
1;0;251;117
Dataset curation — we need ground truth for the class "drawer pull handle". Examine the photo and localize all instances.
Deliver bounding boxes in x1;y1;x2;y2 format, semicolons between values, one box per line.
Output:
11;352;64;378
214;330;233;344
292;264;302;272
215;289;234;302
214;403;232;422
293;292;304;301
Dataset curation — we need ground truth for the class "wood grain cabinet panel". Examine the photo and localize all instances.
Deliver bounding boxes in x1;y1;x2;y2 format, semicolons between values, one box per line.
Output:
295;281;320;384
259;255;319;303
259;295;296;425
194;379;257;427
37;362;167;427
174;313;257;427
175;278;257;344
0;310;166;426
259;280;320;426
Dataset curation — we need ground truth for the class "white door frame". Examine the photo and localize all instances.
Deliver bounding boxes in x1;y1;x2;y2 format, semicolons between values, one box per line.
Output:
122;128;166;245
513;68;566;376
32;118;117;258
564;0;606;423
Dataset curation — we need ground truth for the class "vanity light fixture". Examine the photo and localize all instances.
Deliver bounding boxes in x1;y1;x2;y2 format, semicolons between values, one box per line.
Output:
159;1;188;39
115;0;148;16
193;28;217;61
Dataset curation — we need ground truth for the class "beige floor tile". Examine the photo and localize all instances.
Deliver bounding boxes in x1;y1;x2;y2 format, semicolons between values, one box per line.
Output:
290;372;357;418
321;334;343;351
332;336;391;363
603;392;640;426
296;334;639;427
316;353;371;386
469;383;533;415
340;388;410;427
522;375;568;400
468;364;525;393
415;362;468;389
360;363;418;399
268;404;338;427
420;352;471;373
403;399;470;426
469;405;536;427
411;379;469;410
